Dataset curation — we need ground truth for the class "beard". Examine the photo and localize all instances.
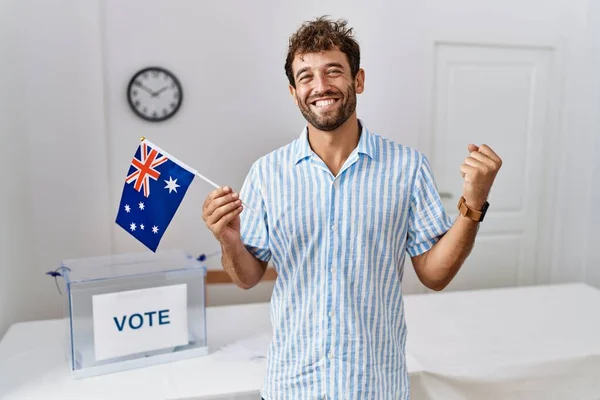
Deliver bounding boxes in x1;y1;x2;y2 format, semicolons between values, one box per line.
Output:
297;84;357;132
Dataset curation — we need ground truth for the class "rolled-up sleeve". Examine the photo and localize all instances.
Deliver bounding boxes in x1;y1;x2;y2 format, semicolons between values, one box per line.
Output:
406;155;454;257
239;162;271;262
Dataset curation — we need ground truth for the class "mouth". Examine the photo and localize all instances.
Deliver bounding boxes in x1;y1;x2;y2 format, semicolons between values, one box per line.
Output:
310;98;339;110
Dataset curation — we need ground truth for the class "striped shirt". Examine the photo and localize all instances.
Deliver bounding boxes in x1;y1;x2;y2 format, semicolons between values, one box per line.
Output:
239;120;453;399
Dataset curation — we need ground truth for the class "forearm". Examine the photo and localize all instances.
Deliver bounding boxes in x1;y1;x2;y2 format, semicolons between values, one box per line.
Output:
415;215;479;291
221;240;267;289
411;143;501;291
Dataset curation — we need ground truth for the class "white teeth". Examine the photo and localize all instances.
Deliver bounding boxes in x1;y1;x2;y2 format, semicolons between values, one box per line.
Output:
315;99;336;107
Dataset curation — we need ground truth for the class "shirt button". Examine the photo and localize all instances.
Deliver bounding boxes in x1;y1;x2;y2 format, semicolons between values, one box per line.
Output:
328;352;334;359
328;311;334;318
331;224;336;231
331;267;336;273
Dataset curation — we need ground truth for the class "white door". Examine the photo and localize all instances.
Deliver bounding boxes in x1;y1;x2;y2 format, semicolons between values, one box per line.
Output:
422;42;557;291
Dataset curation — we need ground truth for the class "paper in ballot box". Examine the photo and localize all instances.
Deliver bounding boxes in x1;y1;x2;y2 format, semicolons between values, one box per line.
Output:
55;249;208;379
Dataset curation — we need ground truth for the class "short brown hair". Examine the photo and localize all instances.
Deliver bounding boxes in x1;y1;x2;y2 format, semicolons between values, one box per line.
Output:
285;16;361;88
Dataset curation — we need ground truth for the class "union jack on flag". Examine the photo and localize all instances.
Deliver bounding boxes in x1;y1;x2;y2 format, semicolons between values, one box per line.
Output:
125;142;169;197
116;139;196;252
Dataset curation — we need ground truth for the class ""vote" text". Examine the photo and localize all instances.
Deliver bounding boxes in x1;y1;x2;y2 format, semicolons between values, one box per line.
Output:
113;309;171;332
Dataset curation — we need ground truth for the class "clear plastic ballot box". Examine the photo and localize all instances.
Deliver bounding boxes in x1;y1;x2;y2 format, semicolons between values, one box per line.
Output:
56;250;208;379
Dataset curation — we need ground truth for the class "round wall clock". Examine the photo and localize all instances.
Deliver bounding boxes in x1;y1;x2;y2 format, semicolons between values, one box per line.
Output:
127;66;183;122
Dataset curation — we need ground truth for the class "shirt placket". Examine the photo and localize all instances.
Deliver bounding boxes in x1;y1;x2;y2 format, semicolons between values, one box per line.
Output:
309;157;335;399
326;174;341;399
311;155;356;400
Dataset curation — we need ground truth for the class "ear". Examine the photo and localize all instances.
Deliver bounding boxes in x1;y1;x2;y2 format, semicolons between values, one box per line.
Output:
354;68;365;94
289;84;299;106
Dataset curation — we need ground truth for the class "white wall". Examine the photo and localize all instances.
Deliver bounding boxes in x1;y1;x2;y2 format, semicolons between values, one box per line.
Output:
1;0;599;338
0;0;112;337
19;0;113;286
550;0;600;285
582;0;600;289
585;138;600;287
0;0;31;338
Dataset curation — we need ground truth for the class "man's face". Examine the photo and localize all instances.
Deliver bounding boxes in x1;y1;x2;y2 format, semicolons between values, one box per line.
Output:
289;49;364;131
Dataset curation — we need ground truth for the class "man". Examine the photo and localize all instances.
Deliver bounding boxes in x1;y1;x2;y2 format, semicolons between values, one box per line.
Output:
202;16;502;400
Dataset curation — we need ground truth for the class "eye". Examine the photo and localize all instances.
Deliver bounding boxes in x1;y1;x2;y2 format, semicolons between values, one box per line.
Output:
298;74;312;83
328;69;342;75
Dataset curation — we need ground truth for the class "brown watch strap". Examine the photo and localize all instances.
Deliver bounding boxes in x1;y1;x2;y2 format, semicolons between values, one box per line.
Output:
457;196;483;221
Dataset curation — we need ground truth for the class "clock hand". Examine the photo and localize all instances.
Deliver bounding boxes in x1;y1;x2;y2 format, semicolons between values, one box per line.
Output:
134;82;155;95
151;86;169;97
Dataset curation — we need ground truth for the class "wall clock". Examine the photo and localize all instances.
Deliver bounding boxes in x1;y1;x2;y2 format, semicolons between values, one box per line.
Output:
127;66;183;122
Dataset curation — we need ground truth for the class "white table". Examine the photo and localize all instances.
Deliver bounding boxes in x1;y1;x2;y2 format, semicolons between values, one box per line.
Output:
404;283;600;399
1;283;600;399
0;301;278;399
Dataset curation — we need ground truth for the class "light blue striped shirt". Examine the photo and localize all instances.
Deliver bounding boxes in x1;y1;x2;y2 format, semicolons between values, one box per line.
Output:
239;120;453;399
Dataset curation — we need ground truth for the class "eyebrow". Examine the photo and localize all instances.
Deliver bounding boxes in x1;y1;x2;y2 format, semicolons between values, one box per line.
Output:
295;67;310;79
295;62;346;79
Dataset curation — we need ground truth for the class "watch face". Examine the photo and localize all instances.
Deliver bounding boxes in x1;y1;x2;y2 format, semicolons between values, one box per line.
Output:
127;67;182;122
480;201;490;221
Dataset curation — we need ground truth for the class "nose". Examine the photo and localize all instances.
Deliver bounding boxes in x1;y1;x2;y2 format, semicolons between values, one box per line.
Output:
312;72;331;94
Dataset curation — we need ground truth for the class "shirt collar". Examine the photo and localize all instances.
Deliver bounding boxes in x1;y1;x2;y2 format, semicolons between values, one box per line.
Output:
294;119;376;165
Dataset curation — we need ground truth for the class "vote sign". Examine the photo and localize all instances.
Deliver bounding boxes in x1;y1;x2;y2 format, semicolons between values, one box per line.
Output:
92;284;189;361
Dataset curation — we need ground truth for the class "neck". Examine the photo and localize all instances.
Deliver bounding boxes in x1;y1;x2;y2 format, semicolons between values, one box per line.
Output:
307;114;361;176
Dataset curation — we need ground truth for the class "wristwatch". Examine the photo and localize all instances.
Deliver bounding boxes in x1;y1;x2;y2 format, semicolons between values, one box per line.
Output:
457;196;489;222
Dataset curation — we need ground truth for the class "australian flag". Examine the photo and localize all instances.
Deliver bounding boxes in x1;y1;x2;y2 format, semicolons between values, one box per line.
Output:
115;139;195;252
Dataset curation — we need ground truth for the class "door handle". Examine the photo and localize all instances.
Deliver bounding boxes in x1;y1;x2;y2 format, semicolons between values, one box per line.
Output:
439;192;453;199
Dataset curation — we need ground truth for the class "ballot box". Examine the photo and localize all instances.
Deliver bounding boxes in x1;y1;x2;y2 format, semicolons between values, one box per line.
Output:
56;249;208;379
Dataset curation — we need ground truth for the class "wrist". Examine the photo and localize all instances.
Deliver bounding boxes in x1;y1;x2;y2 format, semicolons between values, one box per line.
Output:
457;213;481;225
457;196;490;222
220;238;245;259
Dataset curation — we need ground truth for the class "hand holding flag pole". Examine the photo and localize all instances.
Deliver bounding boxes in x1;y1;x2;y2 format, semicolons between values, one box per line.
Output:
192;167;258;215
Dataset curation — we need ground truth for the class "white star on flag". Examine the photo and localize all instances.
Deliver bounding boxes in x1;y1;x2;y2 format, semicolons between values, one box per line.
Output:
139;202;145;210
124;204;131;213
164;176;180;193
140;224;145;230
152;225;159;234
129;222;136;231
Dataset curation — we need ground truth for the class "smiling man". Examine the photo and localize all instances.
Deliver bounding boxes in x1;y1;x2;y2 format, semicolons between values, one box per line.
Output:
202;16;502;399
